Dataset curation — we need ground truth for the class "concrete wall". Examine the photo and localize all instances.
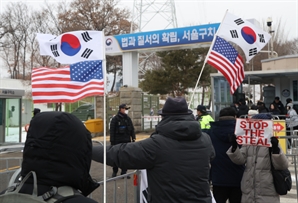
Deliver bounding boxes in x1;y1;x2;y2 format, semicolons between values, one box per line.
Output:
262;56;298;71
95;87;143;133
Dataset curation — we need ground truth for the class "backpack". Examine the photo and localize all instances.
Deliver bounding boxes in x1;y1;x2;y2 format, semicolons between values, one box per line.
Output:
0;171;81;203
269;148;292;195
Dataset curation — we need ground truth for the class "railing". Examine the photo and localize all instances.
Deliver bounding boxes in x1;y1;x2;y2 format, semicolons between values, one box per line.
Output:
1;135;298;203
89;171;140;203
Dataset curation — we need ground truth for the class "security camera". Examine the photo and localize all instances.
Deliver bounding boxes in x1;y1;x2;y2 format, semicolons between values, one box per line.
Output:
267;17;272;27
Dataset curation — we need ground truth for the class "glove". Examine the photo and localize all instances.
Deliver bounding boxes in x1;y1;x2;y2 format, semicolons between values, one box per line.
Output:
271;137;280;154
229;134;238;152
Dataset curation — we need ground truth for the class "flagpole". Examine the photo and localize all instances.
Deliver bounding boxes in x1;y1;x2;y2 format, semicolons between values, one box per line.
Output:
188;10;229;108
102;30;107;203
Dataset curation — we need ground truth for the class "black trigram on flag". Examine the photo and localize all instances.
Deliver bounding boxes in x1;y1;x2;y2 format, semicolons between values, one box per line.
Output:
50;44;60;57
81;48;93;58
230;30;239;38
234;18;244;25
249;48;258;56
258;34;265;43
81;32;92;42
142;188;149;203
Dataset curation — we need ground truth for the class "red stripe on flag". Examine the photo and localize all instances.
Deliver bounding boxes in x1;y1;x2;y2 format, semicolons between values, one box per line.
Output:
207;51;244;94
32;66;104;103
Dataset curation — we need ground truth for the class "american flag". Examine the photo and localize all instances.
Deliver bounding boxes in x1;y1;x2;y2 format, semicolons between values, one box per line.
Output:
207;36;244;94
32;60;104;103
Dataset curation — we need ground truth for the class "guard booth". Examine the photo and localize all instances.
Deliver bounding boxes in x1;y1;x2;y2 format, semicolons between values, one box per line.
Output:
210;54;298;120
0;88;24;145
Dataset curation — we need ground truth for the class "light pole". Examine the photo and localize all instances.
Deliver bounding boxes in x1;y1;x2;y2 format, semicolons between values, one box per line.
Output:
267;17;275;58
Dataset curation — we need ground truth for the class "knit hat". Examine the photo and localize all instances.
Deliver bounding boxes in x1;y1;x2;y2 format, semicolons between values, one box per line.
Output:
252;113;272;120
158;97;192;116
248;110;258;116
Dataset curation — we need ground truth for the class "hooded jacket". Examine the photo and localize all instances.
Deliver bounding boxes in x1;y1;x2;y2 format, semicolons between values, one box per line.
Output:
20;112;99;202
209;117;244;187
286;103;298;128
227;144;288;203
93;114;215;203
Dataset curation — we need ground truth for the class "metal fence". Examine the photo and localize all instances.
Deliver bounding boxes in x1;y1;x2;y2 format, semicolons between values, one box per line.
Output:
1;134;298;203
89;171;140;203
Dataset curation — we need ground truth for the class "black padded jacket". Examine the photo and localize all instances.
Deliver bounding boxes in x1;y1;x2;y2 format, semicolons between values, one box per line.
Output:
93;114;215;203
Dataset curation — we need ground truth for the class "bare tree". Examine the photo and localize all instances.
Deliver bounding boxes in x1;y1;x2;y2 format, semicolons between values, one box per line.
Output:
0;3;31;79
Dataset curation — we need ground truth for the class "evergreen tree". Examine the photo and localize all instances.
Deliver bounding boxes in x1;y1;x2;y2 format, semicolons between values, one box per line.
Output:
139;48;215;97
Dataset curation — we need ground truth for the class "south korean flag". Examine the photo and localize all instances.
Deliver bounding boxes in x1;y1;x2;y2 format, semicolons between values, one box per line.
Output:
217;11;271;63
36;30;104;64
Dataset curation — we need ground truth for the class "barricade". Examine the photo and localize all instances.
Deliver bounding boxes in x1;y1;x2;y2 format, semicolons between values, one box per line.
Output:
0;147;23;192
142;115;161;131
90;171;140;203
1;135;298;202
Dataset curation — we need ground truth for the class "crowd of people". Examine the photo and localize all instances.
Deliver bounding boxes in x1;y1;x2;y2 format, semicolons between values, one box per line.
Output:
4;96;296;203
92;96;295;203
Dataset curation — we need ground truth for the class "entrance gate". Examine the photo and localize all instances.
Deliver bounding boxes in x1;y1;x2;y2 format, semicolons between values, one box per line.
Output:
0;89;24;144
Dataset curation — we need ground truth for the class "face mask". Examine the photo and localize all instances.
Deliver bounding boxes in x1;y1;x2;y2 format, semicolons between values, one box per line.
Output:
125;110;129;114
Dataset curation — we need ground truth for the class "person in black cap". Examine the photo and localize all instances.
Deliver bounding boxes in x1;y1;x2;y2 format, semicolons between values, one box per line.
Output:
109;103;135;178
93;97;215;203
272;96;285;115
196;105;214;133
286;98;293;107
257;101;269;113
227;113;288;203
237;98;249;118
209;107;244;203
32;108;41;117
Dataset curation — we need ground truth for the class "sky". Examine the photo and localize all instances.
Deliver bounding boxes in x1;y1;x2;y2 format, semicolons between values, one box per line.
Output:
118;0;298;40
0;0;297;78
0;0;297;40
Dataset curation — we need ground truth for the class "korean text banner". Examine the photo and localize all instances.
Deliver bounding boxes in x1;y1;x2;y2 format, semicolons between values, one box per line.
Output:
32;60;104;103
105;23;220;54
217;12;271;63
235;118;273;147
37;31;104;64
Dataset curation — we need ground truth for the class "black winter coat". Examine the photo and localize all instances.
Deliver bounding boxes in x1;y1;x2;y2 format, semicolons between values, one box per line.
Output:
20;112;99;202
209;117;244;187
93;114;215;203
237;104;249;118
110;112;135;145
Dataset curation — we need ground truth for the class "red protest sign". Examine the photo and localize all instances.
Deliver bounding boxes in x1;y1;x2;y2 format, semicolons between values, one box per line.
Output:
235;118;273;147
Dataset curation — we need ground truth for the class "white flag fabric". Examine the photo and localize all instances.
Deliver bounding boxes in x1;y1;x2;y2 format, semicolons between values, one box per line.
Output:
36;31;104;64
217;12;271;63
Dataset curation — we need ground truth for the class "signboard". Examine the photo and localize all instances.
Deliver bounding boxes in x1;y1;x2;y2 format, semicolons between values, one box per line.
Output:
105;23;220;55
0;88;25;98
235;118;273;147
273;120;287;153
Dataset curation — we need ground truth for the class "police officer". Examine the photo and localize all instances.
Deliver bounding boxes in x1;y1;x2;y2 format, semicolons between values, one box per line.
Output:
196;105;214;133
109;104;136;178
